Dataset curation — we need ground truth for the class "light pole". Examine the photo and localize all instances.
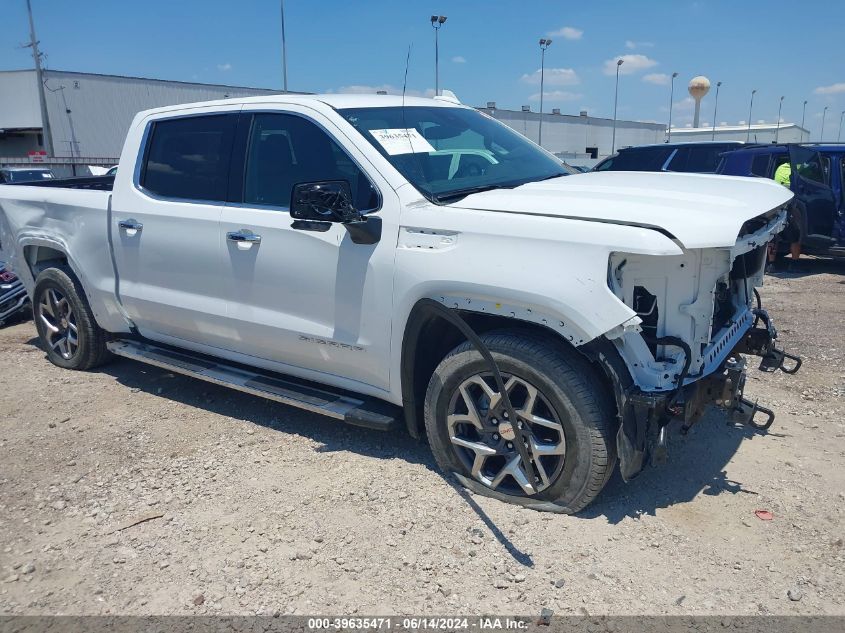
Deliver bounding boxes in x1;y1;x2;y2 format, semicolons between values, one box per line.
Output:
611;59;623;153
538;38;552;147
746;89;756;142
821;106;828;140
667;71;678;142
25;0;53;156
800;100;808;141
280;0;288;91
839;110;845;142
711;80;722;141
430;15;447;96
774;96;784;143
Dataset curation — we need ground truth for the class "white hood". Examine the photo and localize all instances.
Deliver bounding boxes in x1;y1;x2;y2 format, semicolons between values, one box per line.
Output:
448;171;793;249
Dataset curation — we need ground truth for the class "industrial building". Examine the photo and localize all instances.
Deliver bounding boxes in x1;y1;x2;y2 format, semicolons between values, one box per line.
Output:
0;69;283;169
1;69;667;172
669;122;809;144
478;102;666;161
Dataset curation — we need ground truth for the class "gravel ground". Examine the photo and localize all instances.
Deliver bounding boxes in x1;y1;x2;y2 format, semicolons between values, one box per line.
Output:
0;260;843;616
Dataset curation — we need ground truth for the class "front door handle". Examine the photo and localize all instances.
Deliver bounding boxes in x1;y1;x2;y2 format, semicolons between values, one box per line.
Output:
226;230;261;250
118;219;143;236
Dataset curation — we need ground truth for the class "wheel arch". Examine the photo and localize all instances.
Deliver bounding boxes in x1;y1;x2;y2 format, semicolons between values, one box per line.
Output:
19;239;81;289
400;298;627;439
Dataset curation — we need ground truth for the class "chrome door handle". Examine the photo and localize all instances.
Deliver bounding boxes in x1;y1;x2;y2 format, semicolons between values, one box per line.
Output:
226;231;261;244
118;219;143;236
118;219;143;231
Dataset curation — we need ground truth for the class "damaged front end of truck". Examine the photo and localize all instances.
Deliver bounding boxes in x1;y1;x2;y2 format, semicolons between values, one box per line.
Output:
600;205;802;480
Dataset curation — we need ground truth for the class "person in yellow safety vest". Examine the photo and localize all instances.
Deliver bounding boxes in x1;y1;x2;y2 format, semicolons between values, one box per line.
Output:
774;161;791;187
766;161;802;273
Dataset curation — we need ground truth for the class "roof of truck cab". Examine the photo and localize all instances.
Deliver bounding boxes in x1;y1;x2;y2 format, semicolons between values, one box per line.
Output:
135;93;468;118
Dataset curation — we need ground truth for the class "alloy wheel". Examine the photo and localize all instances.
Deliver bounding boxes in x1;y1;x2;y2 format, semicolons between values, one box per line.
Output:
37;287;79;360
446;373;566;496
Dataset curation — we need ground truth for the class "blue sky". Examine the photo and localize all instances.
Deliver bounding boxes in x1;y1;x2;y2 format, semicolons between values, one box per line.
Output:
2;0;844;136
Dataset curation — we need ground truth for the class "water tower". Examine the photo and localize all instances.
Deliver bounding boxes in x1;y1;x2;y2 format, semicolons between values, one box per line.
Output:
688;76;711;128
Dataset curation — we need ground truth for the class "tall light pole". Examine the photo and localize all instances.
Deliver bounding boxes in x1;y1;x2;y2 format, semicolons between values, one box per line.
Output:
537;38;552;147
611;59;623;153
667;71;678;142
800;100;808;142
711;80;722;141
821;106;828;140
25;0;53;156
839;110;845;142
774;96;784;143
430;15;447;96
746;89;756;142
280;0;288;91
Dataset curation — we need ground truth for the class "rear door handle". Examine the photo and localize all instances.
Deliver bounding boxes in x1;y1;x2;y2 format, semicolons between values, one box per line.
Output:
118;219;143;236
226;230;261;250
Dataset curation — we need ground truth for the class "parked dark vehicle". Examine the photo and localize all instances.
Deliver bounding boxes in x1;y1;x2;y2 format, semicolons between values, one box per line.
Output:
718;144;845;259
0;261;29;327
593;141;744;174
0;167;54;184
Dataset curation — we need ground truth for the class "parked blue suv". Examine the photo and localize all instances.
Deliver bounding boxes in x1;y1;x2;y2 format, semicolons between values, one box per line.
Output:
718;144;845;259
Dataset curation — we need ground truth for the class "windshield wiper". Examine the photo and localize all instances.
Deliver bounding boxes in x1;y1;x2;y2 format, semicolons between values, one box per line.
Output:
434;183;516;203
532;172;569;182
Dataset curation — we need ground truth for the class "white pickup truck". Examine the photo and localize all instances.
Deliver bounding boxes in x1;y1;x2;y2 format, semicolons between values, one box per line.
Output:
0;94;801;512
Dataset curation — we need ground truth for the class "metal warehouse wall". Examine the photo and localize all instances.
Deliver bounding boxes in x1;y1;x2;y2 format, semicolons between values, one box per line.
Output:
478;108;666;157
19;70;282;158
0;70;42;129
669;124;810;144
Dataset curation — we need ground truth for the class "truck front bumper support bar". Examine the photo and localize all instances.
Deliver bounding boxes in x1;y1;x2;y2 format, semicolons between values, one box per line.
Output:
617;306;802;480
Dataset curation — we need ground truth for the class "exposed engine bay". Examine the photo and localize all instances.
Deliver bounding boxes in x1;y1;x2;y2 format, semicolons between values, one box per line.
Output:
602;207;803;479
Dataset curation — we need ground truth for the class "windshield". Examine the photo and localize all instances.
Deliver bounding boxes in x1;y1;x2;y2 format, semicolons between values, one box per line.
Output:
338;106;568;202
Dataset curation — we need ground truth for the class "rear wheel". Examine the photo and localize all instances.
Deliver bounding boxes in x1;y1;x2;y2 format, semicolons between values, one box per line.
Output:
424;331;616;513
33;266;110;370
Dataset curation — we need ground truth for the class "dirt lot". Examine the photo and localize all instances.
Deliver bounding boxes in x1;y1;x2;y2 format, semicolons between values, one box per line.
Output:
1;261;843;617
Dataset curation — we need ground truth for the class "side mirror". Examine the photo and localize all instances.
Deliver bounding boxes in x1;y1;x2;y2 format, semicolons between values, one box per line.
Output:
290;180;361;224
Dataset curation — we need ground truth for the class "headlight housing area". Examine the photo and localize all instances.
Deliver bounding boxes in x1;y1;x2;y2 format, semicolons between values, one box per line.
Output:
606;206;787;391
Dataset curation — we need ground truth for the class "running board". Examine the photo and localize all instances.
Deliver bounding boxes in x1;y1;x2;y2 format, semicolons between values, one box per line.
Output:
106;339;398;431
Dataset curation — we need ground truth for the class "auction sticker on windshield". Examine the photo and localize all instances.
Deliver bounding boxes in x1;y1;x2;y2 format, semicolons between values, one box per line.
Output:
370;128;435;155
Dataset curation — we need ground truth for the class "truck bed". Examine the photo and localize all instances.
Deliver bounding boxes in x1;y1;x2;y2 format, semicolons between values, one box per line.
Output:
16;175;114;191
0;181;119;331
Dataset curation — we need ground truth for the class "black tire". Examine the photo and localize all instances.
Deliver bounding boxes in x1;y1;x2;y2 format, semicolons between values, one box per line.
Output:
32;266;111;370
424;330;616;513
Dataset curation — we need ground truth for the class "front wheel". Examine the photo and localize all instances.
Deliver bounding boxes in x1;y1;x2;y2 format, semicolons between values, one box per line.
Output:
33;266;111;370
424;331;616;513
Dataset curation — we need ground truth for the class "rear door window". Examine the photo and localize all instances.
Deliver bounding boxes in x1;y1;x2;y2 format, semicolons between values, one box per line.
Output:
604;147;674;171
750;154;771;177
684;146;722;172
141;114;237;201
667;146;725;173
790;146;826;185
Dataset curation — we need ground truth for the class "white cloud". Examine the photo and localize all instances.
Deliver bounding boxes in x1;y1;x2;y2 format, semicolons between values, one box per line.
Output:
661;96;695;114
642;73;670;85
520;67;580;86
334;84;435;98
625;40;654;50
675;96;696;110
528;90;583;102
814;82;845;95
451;56;466;64
548;26;583;40
217;63;232;71
603;54;658;75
